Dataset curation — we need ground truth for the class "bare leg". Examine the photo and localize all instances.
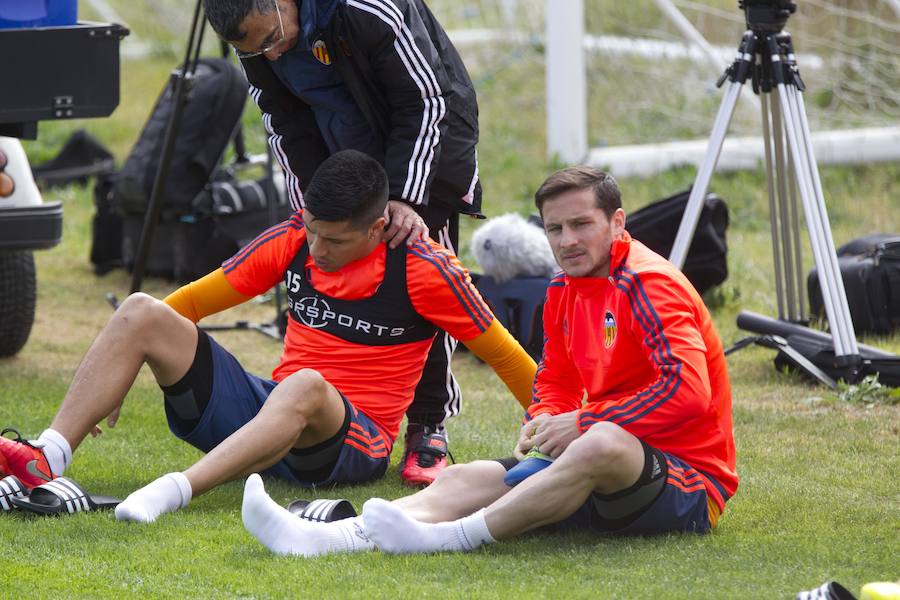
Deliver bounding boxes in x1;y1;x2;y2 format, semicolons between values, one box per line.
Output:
363;422;645;553
183;368;347;496
50;293;198;450
62;294;346;496
116;367;347;523
393;460;511;522
483;422;644;539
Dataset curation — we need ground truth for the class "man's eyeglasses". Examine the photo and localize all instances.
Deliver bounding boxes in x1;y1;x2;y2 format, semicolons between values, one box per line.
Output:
234;1;284;59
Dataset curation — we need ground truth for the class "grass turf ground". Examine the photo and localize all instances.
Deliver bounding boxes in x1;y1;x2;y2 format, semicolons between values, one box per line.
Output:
3;18;900;598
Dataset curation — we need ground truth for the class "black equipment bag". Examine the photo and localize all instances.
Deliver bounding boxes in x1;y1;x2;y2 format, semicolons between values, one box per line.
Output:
736;310;900;387
120;176;291;282
807;234;900;335
184;177;292;280
773;334;900;387
113;58;247;218
32;129;115;189
627;188;729;295
120;215;188;281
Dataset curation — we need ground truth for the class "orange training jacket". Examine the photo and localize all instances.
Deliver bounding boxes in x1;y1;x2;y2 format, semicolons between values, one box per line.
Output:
528;232;738;512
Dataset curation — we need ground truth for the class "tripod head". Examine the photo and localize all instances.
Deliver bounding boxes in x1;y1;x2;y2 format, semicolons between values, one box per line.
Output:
739;0;796;33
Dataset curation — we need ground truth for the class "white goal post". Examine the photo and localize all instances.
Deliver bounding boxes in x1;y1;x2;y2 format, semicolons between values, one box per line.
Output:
545;0;588;163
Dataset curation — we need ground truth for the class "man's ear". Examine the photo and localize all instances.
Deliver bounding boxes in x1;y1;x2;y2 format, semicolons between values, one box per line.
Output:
612;208;626;237
368;216;387;239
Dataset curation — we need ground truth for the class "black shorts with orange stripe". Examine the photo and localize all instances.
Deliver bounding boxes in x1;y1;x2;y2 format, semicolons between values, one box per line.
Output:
553;447;713;535
274;395;390;488
313;400;391;487
165;332;389;488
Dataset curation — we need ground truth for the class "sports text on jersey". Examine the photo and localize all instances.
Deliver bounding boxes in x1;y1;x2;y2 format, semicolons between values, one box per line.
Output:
286;276;409;337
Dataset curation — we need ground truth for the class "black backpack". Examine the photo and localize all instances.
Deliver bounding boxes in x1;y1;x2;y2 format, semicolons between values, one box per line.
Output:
808;234;900;335
113;58;247;219
627;188;729;295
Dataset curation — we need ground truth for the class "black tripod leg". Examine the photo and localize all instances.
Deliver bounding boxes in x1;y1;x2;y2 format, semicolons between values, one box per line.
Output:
724;335;760;356
726;332;838;389
221;39;249;164
128;0;205;294
755;335;837;389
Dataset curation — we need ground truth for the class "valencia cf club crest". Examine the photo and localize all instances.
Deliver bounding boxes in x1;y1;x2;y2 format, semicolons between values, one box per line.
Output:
312;39;332;65
604;310;617;348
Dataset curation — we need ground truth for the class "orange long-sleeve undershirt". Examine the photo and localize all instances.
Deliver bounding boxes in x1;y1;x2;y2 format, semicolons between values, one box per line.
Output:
163;268;251;323
463;320;536;410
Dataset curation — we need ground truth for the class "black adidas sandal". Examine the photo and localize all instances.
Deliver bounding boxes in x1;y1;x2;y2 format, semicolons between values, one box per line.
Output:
287;498;357;522
11;477;120;516
0;475;27;512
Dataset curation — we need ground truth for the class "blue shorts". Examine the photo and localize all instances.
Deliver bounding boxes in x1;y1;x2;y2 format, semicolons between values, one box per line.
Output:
555;452;713;535
166;334;390;488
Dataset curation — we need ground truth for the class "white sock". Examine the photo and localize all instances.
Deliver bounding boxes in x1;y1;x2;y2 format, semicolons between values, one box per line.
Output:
33;429;72;477
115;472;192;523
241;473;374;557
362;499;496;554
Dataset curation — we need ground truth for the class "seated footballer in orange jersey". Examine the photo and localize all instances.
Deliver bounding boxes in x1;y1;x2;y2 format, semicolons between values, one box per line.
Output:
232;166;738;558
0;150;535;524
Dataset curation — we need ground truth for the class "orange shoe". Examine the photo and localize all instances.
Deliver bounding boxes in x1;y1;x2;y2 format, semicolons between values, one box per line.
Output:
400;428;450;487
0;428;55;489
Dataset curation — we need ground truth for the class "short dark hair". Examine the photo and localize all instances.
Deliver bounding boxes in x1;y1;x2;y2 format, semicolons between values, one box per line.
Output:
304;150;389;229
534;166;621;217
202;0;275;42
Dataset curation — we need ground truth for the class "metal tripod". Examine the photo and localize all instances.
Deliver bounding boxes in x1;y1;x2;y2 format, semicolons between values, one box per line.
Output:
668;25;861;368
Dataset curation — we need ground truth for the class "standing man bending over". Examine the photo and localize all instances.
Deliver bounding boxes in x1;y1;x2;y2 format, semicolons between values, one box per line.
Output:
237;166;738;556
203;0;484;485
0;151;534;526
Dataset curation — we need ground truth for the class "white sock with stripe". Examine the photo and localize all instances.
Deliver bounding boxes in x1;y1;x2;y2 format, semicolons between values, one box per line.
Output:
242;473;374;556
362;498;495;554
33;428;72;477
115;472;192;523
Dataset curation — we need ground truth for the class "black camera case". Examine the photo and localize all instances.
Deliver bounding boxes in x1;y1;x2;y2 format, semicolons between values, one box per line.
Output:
808;234;900;335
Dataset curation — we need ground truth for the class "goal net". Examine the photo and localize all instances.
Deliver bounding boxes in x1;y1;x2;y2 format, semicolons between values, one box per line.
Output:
429;0;900;147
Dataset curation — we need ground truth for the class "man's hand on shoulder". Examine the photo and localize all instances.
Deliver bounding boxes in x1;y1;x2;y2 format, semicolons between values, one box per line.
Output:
519;411;580;459
383;200;428;248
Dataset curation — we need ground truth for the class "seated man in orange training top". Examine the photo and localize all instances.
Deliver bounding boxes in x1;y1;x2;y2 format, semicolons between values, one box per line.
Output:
0;150;535;532
234;166;737;557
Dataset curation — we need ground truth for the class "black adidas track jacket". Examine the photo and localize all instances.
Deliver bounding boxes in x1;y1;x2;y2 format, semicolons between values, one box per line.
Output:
240;0;482;216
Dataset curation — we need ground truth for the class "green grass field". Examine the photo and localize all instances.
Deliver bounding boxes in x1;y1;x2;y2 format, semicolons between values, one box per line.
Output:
2;4;899;598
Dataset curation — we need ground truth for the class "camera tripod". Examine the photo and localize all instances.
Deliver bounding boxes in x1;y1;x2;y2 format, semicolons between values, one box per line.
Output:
669;1;861;373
